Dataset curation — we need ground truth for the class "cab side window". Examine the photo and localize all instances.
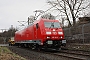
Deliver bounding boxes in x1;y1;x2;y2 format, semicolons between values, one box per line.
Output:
36;23;39;29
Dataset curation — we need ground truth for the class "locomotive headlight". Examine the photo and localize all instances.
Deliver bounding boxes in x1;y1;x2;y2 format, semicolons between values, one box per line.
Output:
60;36;63;38
47;36;50;39
46;32;51;34
58;32;63;34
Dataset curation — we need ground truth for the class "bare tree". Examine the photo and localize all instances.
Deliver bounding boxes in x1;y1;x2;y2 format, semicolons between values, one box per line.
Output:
41;13;55;20
47;0;90;26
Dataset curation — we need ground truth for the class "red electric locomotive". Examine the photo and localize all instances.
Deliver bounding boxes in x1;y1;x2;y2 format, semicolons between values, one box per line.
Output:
14;19;66;50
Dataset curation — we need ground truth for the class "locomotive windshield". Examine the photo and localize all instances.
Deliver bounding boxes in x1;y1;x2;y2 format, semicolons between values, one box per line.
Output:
44;22;61;28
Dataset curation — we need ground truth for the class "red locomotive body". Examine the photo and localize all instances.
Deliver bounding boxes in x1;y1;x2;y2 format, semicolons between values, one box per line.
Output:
14;19;66;50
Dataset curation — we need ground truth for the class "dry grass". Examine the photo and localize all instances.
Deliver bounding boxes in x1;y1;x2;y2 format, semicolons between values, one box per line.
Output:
0;46;26;60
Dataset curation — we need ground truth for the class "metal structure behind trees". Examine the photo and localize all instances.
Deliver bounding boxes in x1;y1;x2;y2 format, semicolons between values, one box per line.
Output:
28;16;36;25
19;10;45;26
17;21;28;30
34;10;45;20
64;23;90;44
18;4;58;26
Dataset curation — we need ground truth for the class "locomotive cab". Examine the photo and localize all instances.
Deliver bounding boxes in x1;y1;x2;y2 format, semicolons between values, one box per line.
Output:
35;19;66;50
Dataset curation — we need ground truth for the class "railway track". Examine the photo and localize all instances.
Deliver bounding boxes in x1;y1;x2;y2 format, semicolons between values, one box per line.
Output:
52;53;89;60
8;46;90;60
47;49;90;60
51;53;86;60
60;50;90;56
32;48;90;60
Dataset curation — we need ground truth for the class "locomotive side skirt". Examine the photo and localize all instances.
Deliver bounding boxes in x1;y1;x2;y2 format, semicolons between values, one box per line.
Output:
15;39;66;48
15;40;41;45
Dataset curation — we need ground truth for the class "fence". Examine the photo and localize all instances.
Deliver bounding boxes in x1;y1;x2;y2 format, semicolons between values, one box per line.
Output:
64;23;90;44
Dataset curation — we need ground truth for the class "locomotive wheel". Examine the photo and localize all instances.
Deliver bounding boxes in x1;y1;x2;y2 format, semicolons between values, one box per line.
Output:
56;48;61;51
37;45;41;51
18;44;21;47
31;44;37;50
23;44;26;47
31;44;41;51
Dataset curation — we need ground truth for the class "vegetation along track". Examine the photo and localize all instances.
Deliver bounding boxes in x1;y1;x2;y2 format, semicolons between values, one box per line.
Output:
8;46;90;60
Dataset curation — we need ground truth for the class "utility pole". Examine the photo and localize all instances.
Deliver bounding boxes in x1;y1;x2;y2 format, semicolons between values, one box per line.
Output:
10;25;13;38
28;17;30;25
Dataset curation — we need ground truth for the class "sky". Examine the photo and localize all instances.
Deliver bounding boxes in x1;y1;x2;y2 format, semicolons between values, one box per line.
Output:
0;0;90;32
0;0;49;32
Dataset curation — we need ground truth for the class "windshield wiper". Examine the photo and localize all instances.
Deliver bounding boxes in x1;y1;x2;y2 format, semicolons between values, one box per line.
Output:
50;22;54;28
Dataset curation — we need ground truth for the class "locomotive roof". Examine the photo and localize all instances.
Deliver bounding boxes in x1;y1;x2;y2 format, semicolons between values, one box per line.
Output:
34;18;59;24
15;19;60;34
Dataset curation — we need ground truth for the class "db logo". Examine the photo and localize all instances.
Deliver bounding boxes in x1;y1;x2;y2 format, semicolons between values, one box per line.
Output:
53;32;57;35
